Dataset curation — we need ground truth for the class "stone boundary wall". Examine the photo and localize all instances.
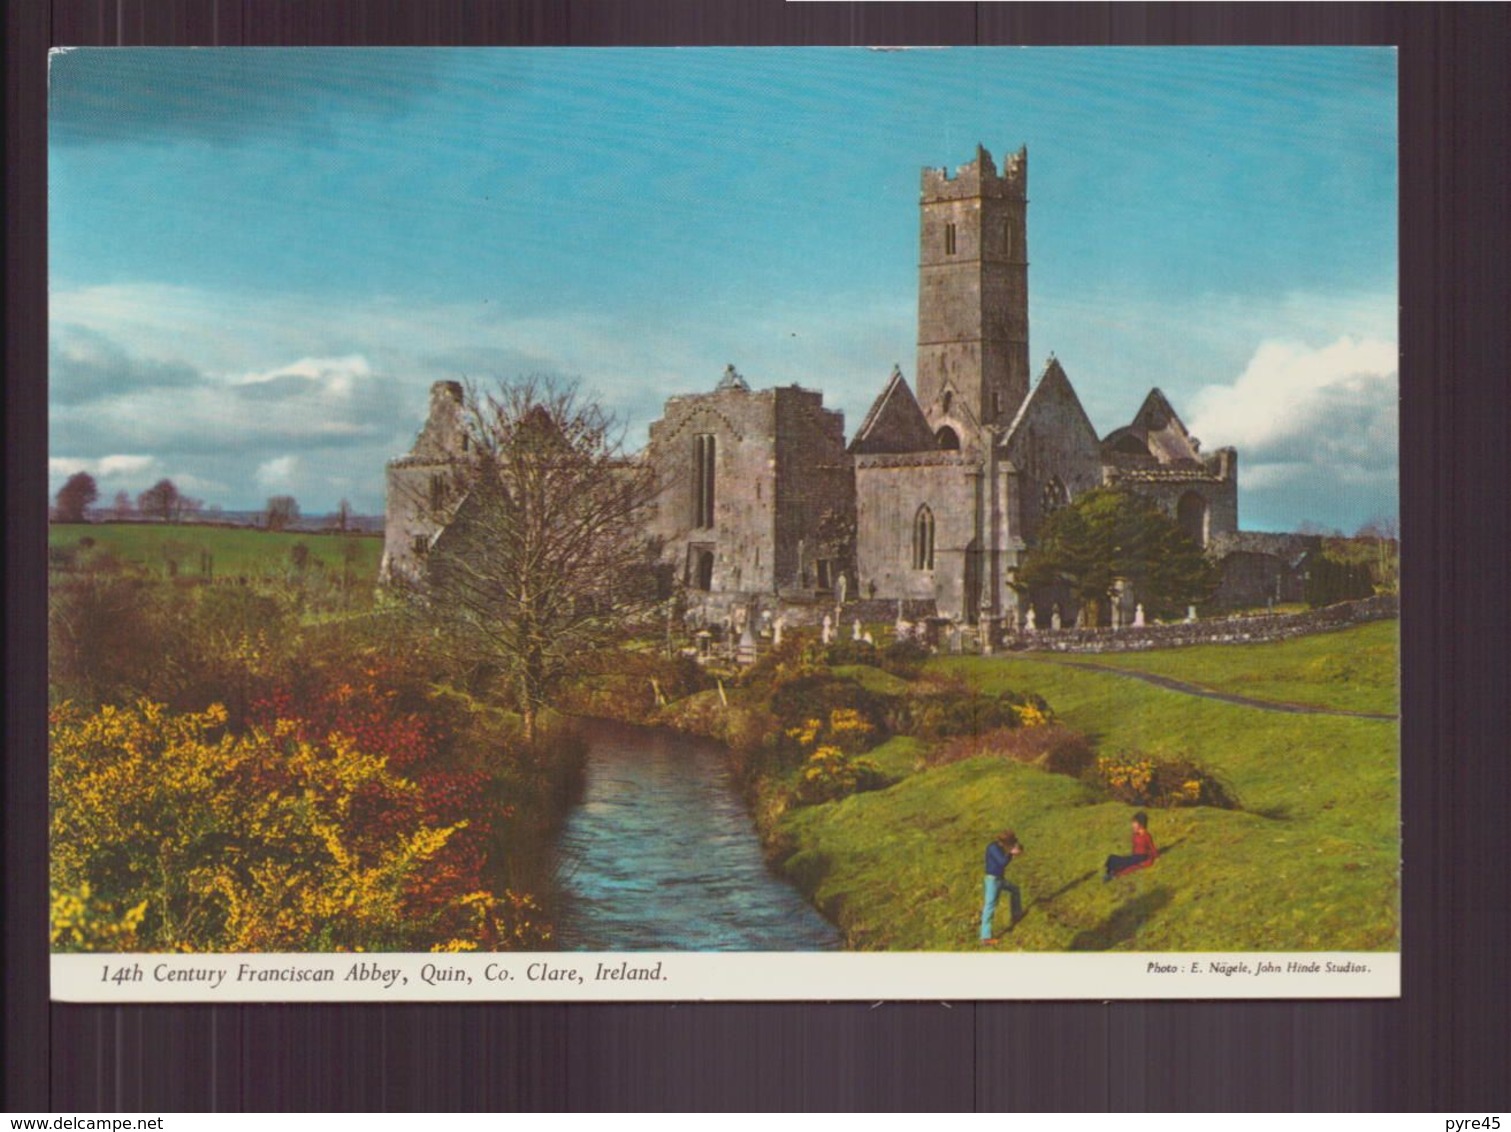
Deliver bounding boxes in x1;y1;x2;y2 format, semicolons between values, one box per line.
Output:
994;593;1398;654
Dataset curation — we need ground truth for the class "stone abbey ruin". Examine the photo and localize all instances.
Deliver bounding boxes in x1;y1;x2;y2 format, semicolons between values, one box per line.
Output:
384;145;1315;632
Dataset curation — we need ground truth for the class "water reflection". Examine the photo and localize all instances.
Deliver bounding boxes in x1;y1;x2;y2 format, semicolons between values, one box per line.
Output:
555;719;840;951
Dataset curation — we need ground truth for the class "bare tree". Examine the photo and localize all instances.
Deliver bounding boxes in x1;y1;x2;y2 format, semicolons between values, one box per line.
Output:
112;490;133;520
265;495;300;532
178;494;205;522
333;498;353;533
138;478;180;523
54;472;98;523
398;378;663;743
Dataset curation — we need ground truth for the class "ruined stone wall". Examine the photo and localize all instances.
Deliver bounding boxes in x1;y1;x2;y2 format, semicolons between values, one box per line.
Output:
1103;447;1239;546
993;594;1397;654
772;387;852;591
644;387;778;596
380;381;468;584
1211;549;1309;608
854;452;979;616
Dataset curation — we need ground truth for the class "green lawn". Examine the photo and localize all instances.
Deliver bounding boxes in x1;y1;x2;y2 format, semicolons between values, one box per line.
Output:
49;522;385;584
1044;619;1399;716
773;622;1400;952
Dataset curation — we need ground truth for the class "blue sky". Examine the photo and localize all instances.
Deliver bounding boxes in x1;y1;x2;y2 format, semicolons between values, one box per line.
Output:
49;47;1397;531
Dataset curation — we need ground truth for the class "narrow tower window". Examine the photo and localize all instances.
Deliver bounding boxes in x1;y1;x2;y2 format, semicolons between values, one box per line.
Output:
944;222;957;256
913;505;935;571
1040;477;1069;518
693;434;716;528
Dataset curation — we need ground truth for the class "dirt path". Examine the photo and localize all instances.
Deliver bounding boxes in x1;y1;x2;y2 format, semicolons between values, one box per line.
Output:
1050;660;1399;721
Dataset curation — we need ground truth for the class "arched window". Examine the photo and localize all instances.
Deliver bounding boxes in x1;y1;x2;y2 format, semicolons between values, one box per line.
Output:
692;434;716;528
1040;476;1068;517
913;505;935;571
936;425;960;451
1177;491;1209;548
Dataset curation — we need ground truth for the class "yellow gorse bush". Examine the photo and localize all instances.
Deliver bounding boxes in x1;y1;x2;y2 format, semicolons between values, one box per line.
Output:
1012;701;1051;728
1093;750;1233;809
788;709;883;804
1097;755;1155;793
50;700;475;953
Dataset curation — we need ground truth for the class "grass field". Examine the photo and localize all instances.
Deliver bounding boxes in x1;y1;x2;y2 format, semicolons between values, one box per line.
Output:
49;522;385;584
774;622;1400;952
1049;619;1399;716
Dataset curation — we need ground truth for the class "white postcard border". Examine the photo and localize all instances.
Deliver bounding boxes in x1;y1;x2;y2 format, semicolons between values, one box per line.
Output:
55;951;1399;1003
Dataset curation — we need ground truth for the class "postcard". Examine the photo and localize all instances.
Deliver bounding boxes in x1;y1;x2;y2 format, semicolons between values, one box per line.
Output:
48;46;1399;1001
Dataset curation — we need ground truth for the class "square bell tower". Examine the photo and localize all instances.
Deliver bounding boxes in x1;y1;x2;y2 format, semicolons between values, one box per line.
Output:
916;145;1029;448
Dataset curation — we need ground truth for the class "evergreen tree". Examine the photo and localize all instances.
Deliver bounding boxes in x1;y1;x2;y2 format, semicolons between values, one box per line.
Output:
1014;487;1216;625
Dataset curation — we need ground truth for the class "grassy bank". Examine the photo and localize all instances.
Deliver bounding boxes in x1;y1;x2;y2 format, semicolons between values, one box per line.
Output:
764;622;1399;951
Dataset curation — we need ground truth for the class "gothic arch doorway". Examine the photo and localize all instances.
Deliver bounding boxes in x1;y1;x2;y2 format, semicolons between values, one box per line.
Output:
1177;491;1209;548
687;545;715;591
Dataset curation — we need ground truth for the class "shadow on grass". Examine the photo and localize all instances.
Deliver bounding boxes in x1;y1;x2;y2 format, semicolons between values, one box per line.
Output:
1035;839;1188;908
1068;886;1175;951
1041;869;1098;903
1253;804;1293;821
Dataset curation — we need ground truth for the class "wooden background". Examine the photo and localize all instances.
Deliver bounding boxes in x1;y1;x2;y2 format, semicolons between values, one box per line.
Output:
8;2;1508;1111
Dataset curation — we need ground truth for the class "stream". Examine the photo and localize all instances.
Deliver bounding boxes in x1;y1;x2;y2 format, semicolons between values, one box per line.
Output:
554;718;840;951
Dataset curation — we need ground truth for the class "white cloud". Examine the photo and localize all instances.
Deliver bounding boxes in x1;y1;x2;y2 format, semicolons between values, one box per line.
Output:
256;455;299;488
234;354;373;396
47;454;159;479
1186;335;1397;454
98;454;159;477
1185;335;1398;531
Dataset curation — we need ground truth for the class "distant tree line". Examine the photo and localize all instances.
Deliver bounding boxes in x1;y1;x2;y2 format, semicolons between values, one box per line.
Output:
53;474;365;533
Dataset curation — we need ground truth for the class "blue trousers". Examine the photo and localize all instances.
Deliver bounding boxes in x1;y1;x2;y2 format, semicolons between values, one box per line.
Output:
980;874;1023;940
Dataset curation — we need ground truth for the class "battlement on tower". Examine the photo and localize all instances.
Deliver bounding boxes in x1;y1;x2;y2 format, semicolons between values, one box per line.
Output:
921;144;1027;202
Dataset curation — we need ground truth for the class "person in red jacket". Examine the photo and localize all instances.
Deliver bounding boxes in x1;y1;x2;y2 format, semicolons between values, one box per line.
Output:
1103;811;1158;881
